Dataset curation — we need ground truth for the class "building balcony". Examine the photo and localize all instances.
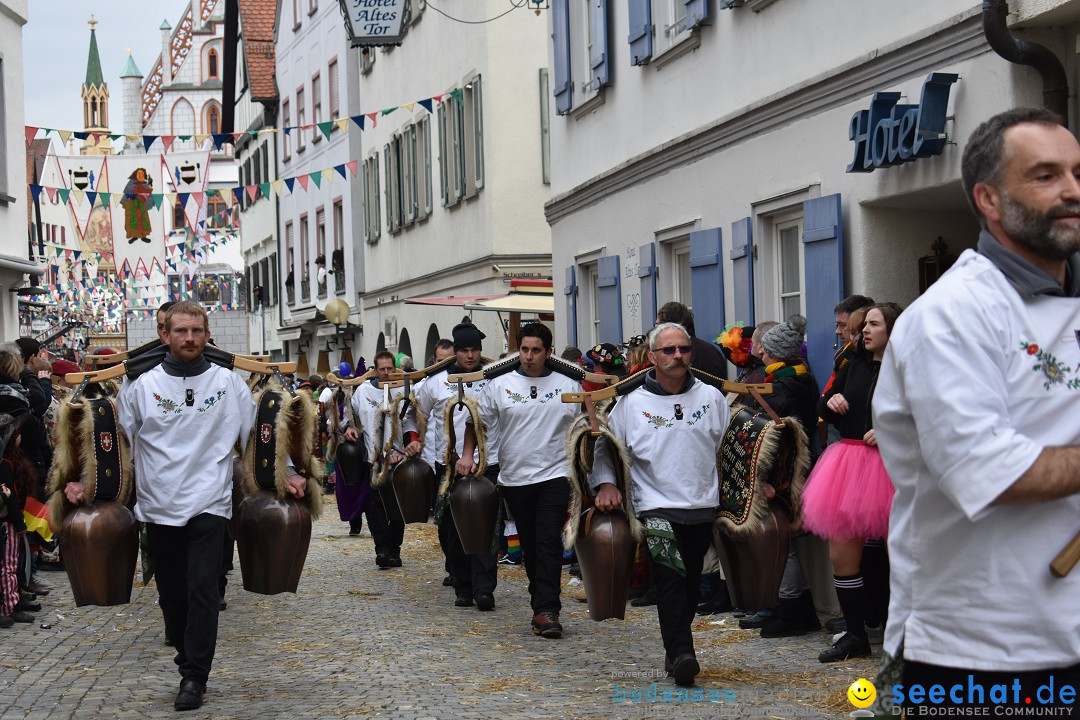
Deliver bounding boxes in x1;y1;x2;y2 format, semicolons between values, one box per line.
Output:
334;270;345;294
317;279;327;299
301;278;310;301
286;283;295;305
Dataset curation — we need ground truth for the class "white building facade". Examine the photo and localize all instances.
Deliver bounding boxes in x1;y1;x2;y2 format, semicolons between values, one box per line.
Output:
275;0;364;376
546;0;1076;389
0;0;43;339
356;1;553;364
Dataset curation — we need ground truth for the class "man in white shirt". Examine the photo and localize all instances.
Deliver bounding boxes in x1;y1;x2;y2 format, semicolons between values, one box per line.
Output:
591;322;729;687
412;326;499;610
343;351;419;568
64;302;306;711
875;107;1080;712
457;324;581;638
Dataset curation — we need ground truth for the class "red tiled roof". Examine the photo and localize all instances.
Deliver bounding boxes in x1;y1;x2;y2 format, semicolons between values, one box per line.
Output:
237;0;278;102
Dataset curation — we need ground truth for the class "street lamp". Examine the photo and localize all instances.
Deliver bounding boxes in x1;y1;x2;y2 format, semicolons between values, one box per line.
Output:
325;298;353;367
337;0;409;48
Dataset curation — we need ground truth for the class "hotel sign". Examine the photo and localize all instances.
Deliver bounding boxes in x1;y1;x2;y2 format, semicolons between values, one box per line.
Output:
338;0;409;47
847;72;959;173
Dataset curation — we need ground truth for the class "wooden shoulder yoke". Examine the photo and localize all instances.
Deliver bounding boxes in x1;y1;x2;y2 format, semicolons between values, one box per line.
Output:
561;368;772;403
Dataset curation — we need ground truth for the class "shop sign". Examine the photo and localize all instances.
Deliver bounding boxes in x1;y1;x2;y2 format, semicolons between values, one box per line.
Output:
338;0;408;47
847;72;959;173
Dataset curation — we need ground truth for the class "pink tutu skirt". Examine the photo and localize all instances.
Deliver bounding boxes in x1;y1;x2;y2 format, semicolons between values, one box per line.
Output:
801;439;894;541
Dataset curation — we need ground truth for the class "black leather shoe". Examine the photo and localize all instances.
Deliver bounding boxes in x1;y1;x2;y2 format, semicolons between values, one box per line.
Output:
738;609;776;629
16;598;41;612
375;554;389;569
671;654;700;687
386;555;402;568
10;610;34;623
219;600;227;611
454;596;474;607
475;593;495;611
174;679;205;711
630;588;657;607
0;615;14;629
818;632;871;663
442;575;454;587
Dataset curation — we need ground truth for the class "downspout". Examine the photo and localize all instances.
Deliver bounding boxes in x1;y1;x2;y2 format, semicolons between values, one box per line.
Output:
983;0;1069;124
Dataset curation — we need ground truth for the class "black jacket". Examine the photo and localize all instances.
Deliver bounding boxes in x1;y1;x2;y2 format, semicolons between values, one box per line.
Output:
746;370;820;439
818;355;881;440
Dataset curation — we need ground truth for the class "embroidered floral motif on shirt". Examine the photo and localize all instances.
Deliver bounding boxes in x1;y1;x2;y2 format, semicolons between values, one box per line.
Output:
1020;340;1080;391
642;410;674;429
686;403;711;426
197;389;228;413
505;389;529;405
537;389;559;404
153;392;182;415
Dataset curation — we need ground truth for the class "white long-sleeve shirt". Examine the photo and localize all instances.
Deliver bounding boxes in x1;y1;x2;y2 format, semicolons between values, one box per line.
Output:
412;368;498;469
349;380;418;459
592;377;727;515
117;362;255;526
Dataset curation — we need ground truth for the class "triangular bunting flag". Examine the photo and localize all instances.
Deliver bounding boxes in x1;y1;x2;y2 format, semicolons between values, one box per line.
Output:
212;134;230;150
30;184;43;203
85;191;97;207
179;135;192;142
403;102;415;112
272;179;285;196
194;134;210;146
246;185;258;202
178;192;190;208
449;88;464;105
232;187;245;205
418;98;433;114
24;126;38;148
310;172;322;189
284;177;296;193
317;121;334;141
57;130;72;145
45;187;57;203
334;164;348;180
366;113;378;128
161;135;176;152
381;107;397;116
335;118;349;132
259;182;271;198
99;192;110;206
351;115;365;131
57;188;70;205
72;189;86;205
296;174;310;191
143;135;157;152
73;132;89;141
346;159;358;176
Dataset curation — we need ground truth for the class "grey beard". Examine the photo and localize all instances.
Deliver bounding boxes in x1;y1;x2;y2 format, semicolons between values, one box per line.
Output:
1000;193;1080;260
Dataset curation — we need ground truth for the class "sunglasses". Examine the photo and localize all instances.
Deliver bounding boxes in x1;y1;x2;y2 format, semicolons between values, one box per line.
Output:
654;345;692;356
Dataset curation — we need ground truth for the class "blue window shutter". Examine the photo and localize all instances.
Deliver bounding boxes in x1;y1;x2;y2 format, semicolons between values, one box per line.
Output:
627;0;652;66
590;0;610;91
552;0;573;115
802;194;845;392
689;227;725;343
730;217;755;325
597;255;623;343
564;265;578;348
684;0;710;28
637;242;657;332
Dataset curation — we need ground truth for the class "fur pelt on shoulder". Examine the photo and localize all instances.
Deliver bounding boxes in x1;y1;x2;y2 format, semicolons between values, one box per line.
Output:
371;392;426;489
562;412;643;550
46;399;134;533
241;387;324;519
437;395;487;499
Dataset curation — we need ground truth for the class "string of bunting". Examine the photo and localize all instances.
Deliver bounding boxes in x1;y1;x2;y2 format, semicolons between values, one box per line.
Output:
23;88;462;151
28;159;359;208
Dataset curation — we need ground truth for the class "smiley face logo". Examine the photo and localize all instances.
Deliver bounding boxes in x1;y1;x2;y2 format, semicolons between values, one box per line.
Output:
848;678;876;709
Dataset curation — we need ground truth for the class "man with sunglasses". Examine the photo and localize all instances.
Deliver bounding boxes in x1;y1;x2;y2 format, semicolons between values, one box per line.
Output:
591;322;730;687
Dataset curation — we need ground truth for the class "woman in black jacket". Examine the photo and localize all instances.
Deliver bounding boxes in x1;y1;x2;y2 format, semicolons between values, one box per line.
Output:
802;302;903;663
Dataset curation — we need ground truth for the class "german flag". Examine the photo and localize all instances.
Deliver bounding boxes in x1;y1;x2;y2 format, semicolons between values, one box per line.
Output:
22;496;53;543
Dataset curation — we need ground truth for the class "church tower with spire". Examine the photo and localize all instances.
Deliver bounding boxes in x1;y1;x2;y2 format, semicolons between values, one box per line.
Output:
80;15;113;155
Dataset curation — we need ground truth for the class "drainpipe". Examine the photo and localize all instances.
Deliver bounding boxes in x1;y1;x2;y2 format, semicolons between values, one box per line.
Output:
983;0;1069;124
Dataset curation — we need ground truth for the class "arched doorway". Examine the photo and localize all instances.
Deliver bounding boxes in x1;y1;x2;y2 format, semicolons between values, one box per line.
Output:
424;323;440;365
376;332;386;352
398;328;413;360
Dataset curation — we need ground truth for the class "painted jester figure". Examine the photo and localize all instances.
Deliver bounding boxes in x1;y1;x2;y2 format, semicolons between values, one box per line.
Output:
591;322;730;687
875;108;1080;713
63;302;308;712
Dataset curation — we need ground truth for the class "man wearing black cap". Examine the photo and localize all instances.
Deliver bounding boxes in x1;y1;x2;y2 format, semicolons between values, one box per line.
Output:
410;322;500;610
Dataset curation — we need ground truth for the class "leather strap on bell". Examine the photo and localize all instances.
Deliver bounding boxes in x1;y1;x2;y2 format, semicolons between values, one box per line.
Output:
582;506;595;537
90;398;124;502
748;386;784;427
253;390;282;491
584;397;601;437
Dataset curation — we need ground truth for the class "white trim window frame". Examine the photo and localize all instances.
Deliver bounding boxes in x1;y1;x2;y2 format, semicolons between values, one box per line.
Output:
773;214;805;321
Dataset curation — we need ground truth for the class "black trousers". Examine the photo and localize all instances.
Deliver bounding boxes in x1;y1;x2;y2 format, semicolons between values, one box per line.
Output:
649;520;711;661
902;660;1080;714
437;463;498;600
365;482;404;559
501;478;570;616
146;513;227;686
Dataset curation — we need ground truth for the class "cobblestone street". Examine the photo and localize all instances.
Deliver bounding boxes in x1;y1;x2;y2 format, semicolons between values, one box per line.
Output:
1;497;878;719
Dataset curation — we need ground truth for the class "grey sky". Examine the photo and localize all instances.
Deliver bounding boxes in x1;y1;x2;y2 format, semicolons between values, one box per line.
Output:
23;0;192;136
